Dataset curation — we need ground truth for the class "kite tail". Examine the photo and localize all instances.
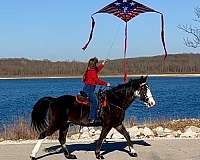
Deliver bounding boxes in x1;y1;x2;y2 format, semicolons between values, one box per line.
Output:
123;22;128;82
160;13;167;60
82;16;95;51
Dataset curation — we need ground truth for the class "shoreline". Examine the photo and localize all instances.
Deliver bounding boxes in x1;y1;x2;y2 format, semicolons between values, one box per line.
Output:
0;73;200;80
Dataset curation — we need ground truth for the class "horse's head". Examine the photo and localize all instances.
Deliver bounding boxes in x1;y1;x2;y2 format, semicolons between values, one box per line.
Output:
109;76;155;109
131;76;156;108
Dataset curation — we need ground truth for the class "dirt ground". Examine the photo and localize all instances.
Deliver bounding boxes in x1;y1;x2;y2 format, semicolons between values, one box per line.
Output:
0;139;200;160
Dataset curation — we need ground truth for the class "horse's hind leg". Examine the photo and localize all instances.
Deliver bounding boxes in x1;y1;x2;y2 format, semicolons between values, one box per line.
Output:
115;124;137;157
95;126;112;159
30;137;47;160
59;123;77;159
30;126;59;160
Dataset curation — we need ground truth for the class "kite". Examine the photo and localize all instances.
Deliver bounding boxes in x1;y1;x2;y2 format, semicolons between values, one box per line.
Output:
82;0;167;82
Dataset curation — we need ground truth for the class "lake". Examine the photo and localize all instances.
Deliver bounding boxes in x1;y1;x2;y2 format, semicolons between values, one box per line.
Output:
0;77;200;127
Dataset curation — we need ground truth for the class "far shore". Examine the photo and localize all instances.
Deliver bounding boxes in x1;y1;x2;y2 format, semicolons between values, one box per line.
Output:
0;73;200;80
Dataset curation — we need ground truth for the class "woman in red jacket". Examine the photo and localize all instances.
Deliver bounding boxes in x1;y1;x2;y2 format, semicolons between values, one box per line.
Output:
83;57;110;123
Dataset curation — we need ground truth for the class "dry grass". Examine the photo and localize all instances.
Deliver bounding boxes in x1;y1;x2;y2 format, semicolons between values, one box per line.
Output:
0;117;81;141
139;119;200;132
0;118;200;141
0;118;37;140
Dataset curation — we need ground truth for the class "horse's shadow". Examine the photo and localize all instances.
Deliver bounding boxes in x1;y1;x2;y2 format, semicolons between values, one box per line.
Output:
37;140;151;159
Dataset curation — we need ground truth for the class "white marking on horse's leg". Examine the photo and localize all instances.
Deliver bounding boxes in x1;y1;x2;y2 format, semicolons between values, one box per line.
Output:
30;137;47;158
129;146;137;154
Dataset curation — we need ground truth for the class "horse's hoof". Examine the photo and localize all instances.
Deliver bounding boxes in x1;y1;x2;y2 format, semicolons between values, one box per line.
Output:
129;152;138;157
30;156;36;160
96;154;104;159
64;153;77;159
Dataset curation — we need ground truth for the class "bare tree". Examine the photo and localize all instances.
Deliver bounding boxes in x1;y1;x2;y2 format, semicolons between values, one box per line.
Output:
178;7;200;48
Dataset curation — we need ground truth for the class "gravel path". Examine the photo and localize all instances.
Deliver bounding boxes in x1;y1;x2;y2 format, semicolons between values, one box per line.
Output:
0;139;200;160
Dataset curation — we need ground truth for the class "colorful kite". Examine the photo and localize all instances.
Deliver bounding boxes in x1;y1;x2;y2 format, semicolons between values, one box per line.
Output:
82;0;167;82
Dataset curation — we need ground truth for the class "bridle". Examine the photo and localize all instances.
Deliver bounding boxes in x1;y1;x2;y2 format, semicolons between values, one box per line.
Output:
98;82;152;111
137;83;152;103
98;83;138;111
98;86;126;111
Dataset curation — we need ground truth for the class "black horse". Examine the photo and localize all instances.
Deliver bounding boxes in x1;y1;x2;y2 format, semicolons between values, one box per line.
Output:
30;76;155;159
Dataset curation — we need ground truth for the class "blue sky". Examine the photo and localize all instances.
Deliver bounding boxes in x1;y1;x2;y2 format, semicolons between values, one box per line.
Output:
0;0;199;61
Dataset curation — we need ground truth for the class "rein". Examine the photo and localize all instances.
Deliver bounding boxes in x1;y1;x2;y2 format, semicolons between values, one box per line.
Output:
109;102;125;111
98;87;125;111
105;84;136;111
100;80;150;112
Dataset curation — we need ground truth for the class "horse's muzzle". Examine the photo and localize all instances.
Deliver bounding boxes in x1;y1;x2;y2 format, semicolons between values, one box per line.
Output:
147;97;156;107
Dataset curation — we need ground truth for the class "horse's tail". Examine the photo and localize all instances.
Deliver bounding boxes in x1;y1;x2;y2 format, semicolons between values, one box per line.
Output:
31;97;54;133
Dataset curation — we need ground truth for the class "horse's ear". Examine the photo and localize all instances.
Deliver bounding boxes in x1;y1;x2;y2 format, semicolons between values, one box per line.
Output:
139;75;148;86
144;76;148;82
140;75;147;82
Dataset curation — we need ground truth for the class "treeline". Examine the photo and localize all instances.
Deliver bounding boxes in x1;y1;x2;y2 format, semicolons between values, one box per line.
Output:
0;53;200;77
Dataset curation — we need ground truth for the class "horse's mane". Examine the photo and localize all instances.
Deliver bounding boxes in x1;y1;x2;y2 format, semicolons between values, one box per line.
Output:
110;78;140;93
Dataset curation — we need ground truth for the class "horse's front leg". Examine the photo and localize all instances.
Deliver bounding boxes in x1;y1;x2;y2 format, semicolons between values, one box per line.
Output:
59;123;77;159
115;124;137;157
95;126;112;159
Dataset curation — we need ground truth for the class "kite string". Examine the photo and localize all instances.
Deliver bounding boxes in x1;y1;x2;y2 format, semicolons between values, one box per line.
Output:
105;23;121;59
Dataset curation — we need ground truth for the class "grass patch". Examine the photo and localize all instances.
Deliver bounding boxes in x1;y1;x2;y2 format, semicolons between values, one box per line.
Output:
139;119;200;132
0;117;82;141
0;118;37;140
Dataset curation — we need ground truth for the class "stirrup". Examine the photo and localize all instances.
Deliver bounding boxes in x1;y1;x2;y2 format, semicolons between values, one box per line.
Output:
90;119;102;124
79;91;88;98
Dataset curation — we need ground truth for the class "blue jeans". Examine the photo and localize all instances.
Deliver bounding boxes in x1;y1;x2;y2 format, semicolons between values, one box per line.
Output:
83;84;98;120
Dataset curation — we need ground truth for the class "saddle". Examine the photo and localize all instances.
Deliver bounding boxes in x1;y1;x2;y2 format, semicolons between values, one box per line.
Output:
75;90;108;108
75;91;89;105
75;90;108;125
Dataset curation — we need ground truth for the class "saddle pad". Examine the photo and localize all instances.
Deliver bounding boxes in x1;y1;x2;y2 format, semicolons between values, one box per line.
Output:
75;95;89;105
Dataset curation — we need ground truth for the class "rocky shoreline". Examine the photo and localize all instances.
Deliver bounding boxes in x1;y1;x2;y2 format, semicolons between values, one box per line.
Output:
69;125;200;141
0;119;199;144
1;125;199;145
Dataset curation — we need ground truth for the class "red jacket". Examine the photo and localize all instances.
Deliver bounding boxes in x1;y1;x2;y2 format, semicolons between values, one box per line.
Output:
83;64;108;86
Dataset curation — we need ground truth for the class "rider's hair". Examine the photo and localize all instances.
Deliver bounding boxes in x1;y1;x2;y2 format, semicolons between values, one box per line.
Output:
83;57;99;82
88;57;98;69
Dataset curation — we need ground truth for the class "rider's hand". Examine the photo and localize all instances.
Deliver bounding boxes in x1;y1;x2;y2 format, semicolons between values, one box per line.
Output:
102;59;110;65
107;83;111;87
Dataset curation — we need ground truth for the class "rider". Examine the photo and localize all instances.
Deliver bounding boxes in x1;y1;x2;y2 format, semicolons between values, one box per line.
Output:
83;57;110;123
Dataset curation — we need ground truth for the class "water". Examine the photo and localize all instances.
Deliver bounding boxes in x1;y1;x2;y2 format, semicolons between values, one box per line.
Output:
0;77;199;126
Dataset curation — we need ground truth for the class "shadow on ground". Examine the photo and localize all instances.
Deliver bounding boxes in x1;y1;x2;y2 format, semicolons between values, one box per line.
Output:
37;140;151;159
